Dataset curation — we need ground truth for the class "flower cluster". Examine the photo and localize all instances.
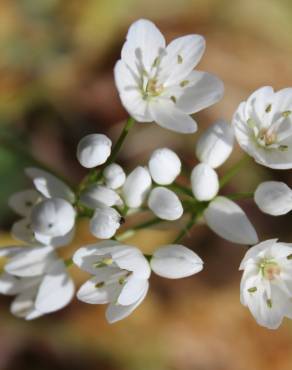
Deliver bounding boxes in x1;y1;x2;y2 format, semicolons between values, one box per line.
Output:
1;19;292;330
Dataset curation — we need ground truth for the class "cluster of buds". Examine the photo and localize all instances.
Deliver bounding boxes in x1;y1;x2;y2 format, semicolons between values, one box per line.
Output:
1;19;292;330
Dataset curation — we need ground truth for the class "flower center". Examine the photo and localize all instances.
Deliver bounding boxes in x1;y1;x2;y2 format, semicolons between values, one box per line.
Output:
257;128;277;147
259;260;281;281
142;78;164;100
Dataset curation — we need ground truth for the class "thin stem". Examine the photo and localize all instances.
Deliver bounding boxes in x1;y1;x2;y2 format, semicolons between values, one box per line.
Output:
219;155;250;189
168;182;193;197
226;192;254;201
115;217;162;241
173;213;198;244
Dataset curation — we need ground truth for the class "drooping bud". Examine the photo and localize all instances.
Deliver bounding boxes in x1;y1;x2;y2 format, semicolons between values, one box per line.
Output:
77;134;112;168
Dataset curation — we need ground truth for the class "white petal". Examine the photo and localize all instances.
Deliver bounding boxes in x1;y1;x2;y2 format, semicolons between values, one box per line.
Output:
148;148;181;185
159;35;205;85
11;289;43;320
239;239;278;270
255;181;292;216
118;276;148;305
9;189;41;217
90;207;121;239
103;163;126;189
148;187;183;220
77;134;112;168
191;163;219;201
175;71;224;115
80;185;122;208
11;218;35;244
77;274;121;304
122;166;152;208
121;19;165;74
5;245;56;277
204;196;259;245
25;167;74;203
149;99;197;134
196;120;234;168
31;198;76;237
35;260;74;313
34;227;75;247
151;245;203;279
105;281;149;323
0;272;23;295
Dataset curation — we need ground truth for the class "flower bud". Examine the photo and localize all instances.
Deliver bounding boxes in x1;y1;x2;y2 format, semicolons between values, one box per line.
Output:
148;187;183;220
90;207;121;239
103;163;126;189
204;196;259;245
151;245;203;279
196;120;234;168
80;185;122;208
148;148;181;185
77;134;112;168
31;198;75;237
122;167;152;208
255;181;292;216
191;163;219;201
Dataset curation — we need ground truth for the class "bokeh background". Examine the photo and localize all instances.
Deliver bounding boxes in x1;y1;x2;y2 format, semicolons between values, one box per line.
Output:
0;0;292;369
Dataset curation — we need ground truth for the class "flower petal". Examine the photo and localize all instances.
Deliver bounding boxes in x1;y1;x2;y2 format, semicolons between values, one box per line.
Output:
151;245;203;279
148;187;183;221
25;167;74;203
255;181;292;216
80;185;122;208
118;276;148;305
103;163;126;190
204;196;259;245
90;207;121;239
9;189;41;217
195;120;234;168
105;281;149;323
149;99;197;134
35;260;74;313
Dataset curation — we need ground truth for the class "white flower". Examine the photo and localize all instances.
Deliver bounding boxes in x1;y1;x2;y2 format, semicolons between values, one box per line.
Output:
0;246;74;320
254;181;292;216
196;120;234;168
80;184;123;209
77;134;112;168
31;198;76;239
114;19;224;134
240;239;292;329
151;245;203;278
90;207;122;239
148;187;183;221
103;163;126;189
232;86;292;169
204;196;259;245
122;166;152;208
148;148;181;185
73;241;150;323
191;163;219;201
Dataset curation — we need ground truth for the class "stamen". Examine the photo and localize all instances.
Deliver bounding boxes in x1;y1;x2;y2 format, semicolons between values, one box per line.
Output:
180;80;189;87
265;104;272;113
248;287;257;293
266;299;273;308
177;54;183;64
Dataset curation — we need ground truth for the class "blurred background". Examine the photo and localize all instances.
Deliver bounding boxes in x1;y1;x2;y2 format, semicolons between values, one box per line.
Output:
0;0;292;369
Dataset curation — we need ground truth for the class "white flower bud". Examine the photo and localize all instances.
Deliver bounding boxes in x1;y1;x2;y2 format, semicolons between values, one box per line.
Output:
204;196;259;245
196;120;234;168
122;166;152;208
148;187;183;220
77;134;112;168
31;198;76;237
90;207;121;239
254;181;292;216
191;163;219;201
151;245;203;279
148;148;181;185
80;185;122;209
103;163;126;189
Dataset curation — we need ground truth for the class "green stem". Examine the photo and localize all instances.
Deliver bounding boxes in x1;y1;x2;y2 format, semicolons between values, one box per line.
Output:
219;155;250;189
168;182;193;197
173;213;198;243
226;192;254;201
115;217;162;241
